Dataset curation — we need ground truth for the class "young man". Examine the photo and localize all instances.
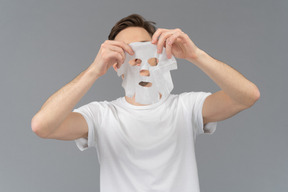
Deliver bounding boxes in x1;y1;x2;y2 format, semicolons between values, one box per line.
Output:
31;14;260;192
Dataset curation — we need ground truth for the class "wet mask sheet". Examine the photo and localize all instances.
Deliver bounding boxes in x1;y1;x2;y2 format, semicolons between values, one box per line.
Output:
117;41;178;104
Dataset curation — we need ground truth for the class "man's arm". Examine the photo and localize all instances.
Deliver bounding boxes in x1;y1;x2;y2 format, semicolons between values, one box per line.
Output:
189;50;260;124
152;28;260;124
31;66;99;140
31;41;134;140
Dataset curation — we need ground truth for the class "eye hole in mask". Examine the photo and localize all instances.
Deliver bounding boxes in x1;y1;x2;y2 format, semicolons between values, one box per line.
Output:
147;58;159;66
129;58;142;66
128;58;159;67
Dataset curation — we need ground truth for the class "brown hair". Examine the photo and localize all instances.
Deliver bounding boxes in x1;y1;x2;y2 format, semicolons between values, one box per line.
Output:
108;14;157;40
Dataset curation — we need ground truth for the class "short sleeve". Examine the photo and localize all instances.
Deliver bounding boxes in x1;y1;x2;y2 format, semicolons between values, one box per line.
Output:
180;92;217;137
73;102;102;151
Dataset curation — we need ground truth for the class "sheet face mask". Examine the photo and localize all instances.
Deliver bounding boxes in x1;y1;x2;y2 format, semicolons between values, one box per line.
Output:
117;41;178;105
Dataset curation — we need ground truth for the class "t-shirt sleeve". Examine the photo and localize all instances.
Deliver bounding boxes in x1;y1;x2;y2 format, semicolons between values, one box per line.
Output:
180;92;217;137
72;102;102;151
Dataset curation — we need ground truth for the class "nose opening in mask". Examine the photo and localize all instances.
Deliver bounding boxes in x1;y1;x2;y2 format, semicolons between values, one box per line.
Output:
140;69;150;76
140;70;150;77
139;61;150;76
129;58;142;66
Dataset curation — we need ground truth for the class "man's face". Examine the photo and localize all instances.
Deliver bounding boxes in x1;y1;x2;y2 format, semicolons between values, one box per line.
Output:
128;57;158;87
114;27;177;105
114;27;152;87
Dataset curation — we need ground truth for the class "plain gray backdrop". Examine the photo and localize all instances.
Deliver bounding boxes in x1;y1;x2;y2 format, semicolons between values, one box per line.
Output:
1;0;287;191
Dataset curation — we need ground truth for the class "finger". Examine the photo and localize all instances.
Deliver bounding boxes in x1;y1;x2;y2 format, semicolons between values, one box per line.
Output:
166;32;181;58
108;45;125;61
109;41;134;55
165;40;172;59
112;52;124;69
151;28;166;44
157;31;174;54
116;53;125;68
120;42;134;56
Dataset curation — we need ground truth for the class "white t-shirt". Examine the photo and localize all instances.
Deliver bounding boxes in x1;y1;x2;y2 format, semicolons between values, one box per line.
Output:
73;92;217;192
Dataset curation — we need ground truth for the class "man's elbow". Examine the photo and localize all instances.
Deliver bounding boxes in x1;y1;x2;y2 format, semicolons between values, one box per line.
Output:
31;115;49;139
245;84;261;108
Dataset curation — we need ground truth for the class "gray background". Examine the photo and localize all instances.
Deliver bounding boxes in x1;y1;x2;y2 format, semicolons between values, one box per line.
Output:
1;0;287;191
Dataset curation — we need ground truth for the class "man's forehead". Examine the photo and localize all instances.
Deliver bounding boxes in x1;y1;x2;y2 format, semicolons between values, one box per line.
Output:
129;42;158;58
114;27;152;44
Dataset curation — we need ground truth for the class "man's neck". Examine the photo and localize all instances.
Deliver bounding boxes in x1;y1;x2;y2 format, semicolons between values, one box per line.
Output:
124;94;162;106
125;96;147;106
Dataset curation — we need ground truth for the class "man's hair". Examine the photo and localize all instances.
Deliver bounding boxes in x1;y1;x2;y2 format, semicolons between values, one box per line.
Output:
108;14;157;40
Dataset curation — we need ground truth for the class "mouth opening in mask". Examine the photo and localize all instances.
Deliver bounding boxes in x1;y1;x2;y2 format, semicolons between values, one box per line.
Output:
139;81;152;87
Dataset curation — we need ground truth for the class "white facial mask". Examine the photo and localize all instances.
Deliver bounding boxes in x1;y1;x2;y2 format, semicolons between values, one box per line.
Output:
117;41;177;104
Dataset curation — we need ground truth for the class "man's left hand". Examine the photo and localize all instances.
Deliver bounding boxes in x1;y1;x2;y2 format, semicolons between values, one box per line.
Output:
151;28;200;61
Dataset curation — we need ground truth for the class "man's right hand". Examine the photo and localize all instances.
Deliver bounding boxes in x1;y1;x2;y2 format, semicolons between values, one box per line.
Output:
91;40;134;77
31;40;134;140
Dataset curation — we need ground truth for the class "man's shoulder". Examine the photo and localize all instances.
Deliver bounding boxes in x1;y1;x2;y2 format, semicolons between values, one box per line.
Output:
172;91;207;99
76;97;123;111
171;91;212;106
